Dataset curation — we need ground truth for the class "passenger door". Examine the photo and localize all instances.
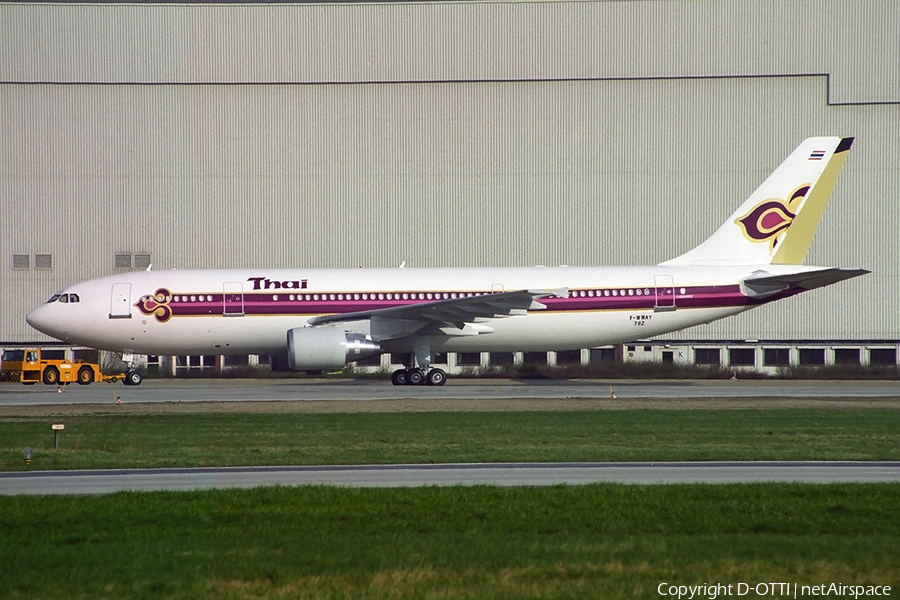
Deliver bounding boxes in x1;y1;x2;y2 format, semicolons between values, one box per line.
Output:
653;275;676;312
223;282;244;316
109;283;132;319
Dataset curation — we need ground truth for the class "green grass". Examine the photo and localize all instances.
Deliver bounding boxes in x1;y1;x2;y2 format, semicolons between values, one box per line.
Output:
3;409;900;471
1;484;897;599
4;411;898;598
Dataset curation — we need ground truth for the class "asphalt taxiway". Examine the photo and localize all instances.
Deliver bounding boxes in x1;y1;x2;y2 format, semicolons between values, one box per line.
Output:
1;378;898;407
3;462;900;495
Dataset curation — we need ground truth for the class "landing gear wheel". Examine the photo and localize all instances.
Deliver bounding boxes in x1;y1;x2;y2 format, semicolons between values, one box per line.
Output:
124;370;143;386
391;369;409;386
43;366;60;386
426;368;447;386
407;368;425;385
77;366;94;385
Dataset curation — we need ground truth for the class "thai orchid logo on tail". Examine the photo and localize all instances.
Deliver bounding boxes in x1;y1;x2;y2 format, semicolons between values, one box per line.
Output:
735;185;810;250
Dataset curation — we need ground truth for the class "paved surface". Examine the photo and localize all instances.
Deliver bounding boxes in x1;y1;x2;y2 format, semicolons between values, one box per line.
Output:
1;378;898;406
2;462;899;495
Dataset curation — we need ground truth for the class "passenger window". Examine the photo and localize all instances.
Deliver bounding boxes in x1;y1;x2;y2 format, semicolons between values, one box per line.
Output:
25;351;38;362
69;294;80;303
58;294;68;303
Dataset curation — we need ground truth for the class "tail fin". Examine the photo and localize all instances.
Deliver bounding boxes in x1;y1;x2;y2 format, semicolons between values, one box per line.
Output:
661;136;854;266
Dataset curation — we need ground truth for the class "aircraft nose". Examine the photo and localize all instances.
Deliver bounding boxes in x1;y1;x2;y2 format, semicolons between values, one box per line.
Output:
26;304;59;337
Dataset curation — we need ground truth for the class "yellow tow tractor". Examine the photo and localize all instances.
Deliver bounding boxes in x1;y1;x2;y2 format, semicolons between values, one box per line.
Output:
0;348;132;385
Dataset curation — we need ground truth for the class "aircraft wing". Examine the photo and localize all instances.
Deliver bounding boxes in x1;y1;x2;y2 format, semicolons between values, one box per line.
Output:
741;268;869;298
307;288;566;340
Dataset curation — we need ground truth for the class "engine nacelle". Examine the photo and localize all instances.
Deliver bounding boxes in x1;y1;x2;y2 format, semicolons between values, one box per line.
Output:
286;327;381;371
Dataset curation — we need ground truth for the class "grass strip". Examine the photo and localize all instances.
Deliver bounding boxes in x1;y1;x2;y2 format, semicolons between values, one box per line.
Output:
1;484;898;599
2;409;900;471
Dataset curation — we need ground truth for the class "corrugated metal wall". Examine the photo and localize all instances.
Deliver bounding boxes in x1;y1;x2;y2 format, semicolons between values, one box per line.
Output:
3;1;898;104
1;1;898;343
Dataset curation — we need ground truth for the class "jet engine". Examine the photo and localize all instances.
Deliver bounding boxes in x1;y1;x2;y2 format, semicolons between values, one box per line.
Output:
286;327;381;371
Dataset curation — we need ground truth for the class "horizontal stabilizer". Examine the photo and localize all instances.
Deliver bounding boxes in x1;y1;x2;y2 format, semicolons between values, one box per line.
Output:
741;268;869;299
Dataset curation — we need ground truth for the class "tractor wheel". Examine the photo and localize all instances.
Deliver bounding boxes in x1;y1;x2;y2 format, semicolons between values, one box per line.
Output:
43;366;60;385
77;366;95;385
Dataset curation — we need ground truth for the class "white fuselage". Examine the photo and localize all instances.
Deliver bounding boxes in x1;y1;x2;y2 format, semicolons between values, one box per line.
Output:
25;264;815;356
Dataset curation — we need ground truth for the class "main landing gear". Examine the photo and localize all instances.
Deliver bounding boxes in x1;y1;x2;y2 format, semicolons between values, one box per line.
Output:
391;367;447;386
390;336;447;386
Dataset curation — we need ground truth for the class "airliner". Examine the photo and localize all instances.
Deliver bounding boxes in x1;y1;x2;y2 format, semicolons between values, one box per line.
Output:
26;136;867;386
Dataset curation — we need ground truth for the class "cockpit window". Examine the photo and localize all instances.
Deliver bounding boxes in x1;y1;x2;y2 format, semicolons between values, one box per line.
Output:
44;293;79;303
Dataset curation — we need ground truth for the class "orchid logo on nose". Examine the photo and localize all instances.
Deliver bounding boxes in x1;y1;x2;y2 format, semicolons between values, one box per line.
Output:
735;185;810;250
136;288;173;323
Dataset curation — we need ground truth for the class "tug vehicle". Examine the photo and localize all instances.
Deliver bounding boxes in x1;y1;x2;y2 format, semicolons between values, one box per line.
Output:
0;348;140;385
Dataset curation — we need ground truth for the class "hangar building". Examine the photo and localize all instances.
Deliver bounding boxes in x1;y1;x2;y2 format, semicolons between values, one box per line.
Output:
1;1;898;373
